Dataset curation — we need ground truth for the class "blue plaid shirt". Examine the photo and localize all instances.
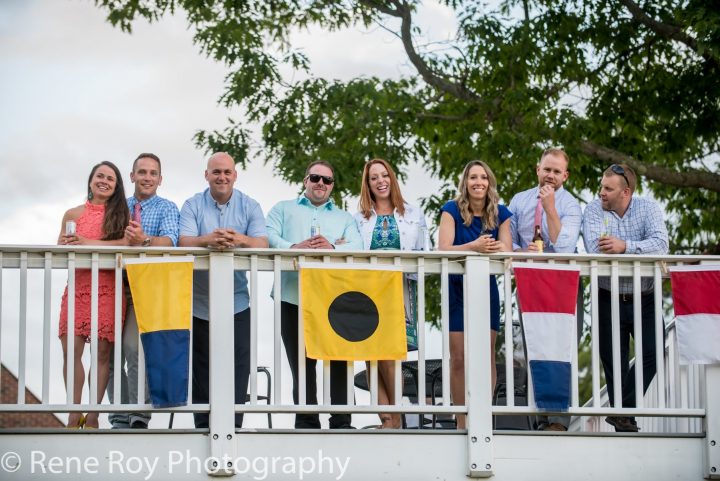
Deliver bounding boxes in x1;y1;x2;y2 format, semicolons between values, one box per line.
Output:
127;195;180;245
583;196;668;293
509;186;582;253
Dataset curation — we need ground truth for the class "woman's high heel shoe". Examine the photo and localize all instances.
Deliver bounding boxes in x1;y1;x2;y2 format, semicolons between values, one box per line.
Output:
67;414;86;429
380;414;402;429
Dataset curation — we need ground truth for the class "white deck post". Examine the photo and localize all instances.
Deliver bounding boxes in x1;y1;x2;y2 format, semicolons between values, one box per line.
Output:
704;365;720;479
208;251;236;477
465;256;493;478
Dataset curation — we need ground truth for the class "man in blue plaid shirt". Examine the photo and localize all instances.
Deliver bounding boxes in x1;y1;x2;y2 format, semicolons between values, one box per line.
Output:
107;153;180;429
583;163;668;432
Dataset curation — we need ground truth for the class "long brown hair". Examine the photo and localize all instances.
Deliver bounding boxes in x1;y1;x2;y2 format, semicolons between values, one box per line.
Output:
455;160;499;229
87;161;129;240
358;159;406;219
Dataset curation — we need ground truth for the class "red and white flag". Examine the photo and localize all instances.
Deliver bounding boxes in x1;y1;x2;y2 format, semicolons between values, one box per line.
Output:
514;263;580;410
669;265;720;365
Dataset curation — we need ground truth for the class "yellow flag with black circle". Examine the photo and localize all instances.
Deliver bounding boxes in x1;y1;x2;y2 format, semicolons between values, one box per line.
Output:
300;264;406;361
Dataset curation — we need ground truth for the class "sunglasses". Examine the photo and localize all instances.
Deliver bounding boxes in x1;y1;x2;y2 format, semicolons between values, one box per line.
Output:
306;174;334;185
610;164;630;188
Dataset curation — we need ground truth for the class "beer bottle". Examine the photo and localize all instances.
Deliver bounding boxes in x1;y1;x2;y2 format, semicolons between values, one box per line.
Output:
532;225;544;253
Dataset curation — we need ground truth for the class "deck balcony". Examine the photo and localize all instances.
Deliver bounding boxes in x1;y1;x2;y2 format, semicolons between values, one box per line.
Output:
0;245;717;480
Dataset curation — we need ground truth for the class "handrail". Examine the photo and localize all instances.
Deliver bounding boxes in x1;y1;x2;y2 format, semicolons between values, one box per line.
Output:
0;245;717;434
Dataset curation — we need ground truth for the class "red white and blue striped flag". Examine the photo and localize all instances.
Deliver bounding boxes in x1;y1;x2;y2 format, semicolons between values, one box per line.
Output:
669;265;720;365
514;263;580;411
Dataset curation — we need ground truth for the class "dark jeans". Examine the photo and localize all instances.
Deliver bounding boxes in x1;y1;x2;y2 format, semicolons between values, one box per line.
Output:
280;301;351;428
598;289;659;409
192;309;250;429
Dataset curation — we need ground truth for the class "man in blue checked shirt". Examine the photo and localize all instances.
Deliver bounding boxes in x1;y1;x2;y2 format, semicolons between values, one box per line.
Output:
108;153;180;429
583;163;668;433
266;160;362;429
179;152;268;429
509;147;582;432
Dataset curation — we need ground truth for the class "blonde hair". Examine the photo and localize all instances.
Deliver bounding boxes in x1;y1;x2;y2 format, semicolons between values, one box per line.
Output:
540;147;569;166
358;159;406;219
455;160;499;229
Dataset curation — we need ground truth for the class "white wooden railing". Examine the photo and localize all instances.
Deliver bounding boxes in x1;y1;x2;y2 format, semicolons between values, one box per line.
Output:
0;245;718;480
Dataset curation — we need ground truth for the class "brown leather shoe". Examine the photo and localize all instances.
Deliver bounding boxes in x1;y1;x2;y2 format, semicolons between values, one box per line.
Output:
541;422;567;432
605;416;639;432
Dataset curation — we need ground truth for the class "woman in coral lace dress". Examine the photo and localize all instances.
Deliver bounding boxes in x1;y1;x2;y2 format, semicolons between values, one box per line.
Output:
58;161;129;428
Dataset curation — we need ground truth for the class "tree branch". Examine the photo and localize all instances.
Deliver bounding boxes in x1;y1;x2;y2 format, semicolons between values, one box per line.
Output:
579;140;720;192
415;112;471;121
360;0;400;17
362;0;482;103
620;0;719;67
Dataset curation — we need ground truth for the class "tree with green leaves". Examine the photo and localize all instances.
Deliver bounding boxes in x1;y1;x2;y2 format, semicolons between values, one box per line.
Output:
97;0;719;253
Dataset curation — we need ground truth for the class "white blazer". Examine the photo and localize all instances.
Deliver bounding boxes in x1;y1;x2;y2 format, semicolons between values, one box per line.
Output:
354;202;429;251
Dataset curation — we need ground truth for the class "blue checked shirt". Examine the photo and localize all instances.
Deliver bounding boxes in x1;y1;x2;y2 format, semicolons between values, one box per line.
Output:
583;196;668;293
509;186;582;253
179;188;268;320
127;195;180;245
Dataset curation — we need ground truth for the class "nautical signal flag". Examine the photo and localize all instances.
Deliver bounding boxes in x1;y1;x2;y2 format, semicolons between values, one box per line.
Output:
299;264;406;361
514;263;580;411
669;265;720;365
125;256;194;408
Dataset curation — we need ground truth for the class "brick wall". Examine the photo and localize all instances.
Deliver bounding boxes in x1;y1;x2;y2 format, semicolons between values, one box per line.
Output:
0;365;64;428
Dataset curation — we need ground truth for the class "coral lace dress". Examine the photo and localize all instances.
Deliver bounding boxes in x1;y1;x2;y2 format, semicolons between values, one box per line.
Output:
58;201;126;342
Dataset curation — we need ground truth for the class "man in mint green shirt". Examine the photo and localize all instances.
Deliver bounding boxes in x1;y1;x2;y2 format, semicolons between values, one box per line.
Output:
266;160;362;429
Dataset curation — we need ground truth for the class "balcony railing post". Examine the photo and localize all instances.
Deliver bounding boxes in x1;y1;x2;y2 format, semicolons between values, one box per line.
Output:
704;364;720;479
208;251;237;477
465;256;493;478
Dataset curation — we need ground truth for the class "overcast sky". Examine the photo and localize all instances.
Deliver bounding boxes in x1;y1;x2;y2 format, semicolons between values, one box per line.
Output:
0;0;453;245
0;0;455;428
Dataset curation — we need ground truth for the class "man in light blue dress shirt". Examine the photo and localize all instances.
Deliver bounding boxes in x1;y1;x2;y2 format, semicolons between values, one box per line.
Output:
108;153;180;429
508;148;582;432
266;160;362;429
179;152;269;429
583;163;668;432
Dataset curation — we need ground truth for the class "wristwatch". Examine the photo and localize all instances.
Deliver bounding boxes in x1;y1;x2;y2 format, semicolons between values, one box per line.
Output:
141;237;151;247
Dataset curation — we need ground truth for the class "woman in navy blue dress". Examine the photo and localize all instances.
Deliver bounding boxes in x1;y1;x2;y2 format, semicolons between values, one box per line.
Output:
438;160;512;429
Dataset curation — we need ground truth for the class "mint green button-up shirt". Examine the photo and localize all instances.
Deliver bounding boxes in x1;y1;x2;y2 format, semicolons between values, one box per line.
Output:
266;196;362;305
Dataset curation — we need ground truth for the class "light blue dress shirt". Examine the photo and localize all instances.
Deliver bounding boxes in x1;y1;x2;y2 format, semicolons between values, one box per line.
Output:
509;186;582;253
127;195;180;245
266;196;362;305
179;188;267;320
583;196;668;293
